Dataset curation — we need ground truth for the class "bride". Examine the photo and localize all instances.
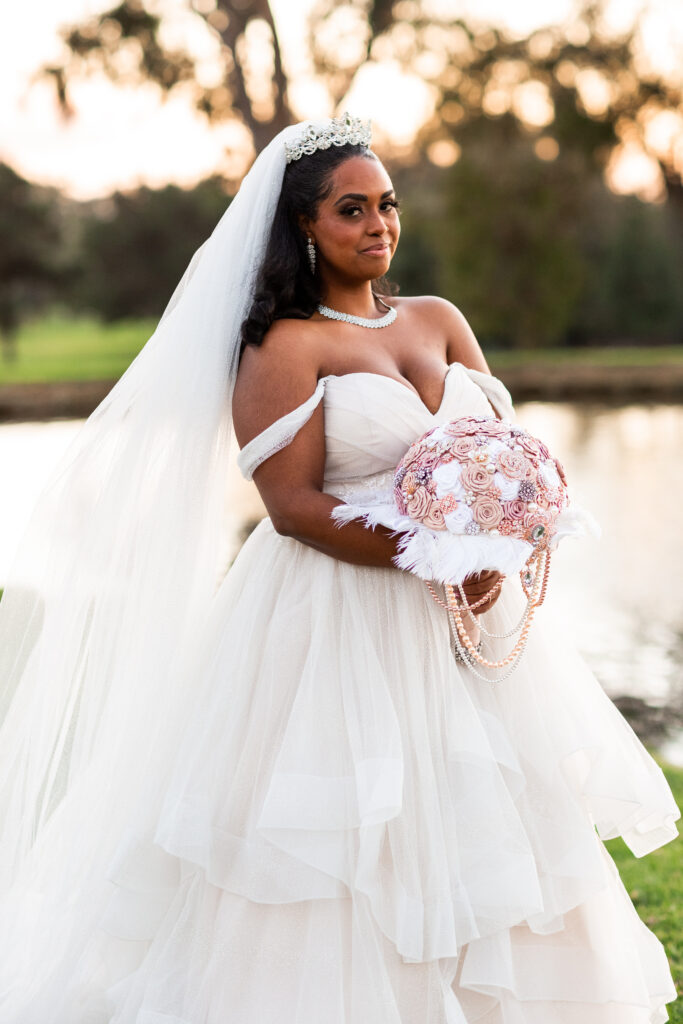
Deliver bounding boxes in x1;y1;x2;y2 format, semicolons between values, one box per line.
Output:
0;113;680;1023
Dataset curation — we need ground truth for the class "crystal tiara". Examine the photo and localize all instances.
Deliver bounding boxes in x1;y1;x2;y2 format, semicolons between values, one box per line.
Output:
284;112;372;164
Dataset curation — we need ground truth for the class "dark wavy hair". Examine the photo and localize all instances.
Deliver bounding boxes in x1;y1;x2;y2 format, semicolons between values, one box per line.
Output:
239;143;396;352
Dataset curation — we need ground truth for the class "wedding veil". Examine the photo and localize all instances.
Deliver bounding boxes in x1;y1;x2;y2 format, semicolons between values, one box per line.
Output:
0;120;311;908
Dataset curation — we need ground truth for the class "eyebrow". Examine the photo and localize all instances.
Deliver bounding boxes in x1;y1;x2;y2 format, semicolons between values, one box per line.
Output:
334;189;395;206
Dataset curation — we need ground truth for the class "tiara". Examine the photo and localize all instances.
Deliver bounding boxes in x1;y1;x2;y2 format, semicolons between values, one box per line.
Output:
284;112;372;164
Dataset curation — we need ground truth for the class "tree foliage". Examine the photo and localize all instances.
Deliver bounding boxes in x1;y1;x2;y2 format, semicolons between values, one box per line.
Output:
41;0;683;204
72;178;230;321
0;165;65;362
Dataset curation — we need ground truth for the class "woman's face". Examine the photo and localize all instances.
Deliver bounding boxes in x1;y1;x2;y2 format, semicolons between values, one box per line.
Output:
302;154;400;285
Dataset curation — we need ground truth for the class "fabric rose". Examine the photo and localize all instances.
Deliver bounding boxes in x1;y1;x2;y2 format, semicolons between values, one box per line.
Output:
401;471;420;496
444;502;474;532
432;458;463;488
472;496;503;529
461;463;494;494
405;485;435;522
517;434;541;458
443;418;481;437
503;498;527;521
492;471;520;502
497;450;532;480
451;437;478;458
481;419;510;437
538;460;561;491
422;504;446;531
393;413;570;552
414;450;442;473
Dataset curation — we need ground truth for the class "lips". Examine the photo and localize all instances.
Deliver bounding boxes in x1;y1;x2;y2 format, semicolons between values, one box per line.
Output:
361;243;389;253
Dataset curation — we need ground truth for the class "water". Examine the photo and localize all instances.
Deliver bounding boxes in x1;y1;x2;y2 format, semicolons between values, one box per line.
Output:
2;402;682;762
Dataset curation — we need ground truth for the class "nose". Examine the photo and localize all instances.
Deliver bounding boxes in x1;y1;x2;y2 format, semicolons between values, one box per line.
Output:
367;205;390;235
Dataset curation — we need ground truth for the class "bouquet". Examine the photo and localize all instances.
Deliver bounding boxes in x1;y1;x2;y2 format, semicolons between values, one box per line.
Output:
331;415;599;681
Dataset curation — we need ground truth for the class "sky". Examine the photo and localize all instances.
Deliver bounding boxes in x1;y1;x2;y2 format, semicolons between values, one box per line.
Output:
0;0;681;200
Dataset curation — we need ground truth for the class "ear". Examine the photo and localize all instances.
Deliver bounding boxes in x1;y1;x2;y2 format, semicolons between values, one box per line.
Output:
297;213;313;238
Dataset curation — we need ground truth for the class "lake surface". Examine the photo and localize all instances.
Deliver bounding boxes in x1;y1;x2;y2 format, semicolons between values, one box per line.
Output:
2;401;682;762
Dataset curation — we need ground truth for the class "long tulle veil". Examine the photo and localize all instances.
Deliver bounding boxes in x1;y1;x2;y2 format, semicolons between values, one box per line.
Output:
0;119;315;1011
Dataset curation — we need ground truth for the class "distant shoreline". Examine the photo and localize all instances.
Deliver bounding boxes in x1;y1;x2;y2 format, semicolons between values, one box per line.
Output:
1;362;683;422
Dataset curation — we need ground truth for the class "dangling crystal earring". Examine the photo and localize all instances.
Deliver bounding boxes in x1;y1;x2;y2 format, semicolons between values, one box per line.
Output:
307;236;316;274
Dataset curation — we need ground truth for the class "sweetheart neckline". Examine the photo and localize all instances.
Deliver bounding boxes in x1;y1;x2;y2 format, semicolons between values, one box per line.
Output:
320;361;464;418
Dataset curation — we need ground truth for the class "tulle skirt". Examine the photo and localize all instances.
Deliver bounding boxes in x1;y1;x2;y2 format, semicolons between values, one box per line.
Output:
0;517;679;1023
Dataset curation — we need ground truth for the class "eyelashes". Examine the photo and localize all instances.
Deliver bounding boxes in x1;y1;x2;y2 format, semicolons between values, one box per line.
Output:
340;199;401;216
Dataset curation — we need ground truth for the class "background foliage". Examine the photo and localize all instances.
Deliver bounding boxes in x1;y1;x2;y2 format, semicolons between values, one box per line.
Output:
1;0;682;363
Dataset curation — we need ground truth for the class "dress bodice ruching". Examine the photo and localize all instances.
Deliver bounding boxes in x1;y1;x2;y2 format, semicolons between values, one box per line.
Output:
236;364;516;485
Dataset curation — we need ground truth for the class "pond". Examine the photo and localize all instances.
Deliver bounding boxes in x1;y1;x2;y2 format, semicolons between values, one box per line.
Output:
2;401;682;763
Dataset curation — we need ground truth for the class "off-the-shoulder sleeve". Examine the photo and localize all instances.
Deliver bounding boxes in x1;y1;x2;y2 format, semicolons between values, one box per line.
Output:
462;367;516;421
236;376;328;481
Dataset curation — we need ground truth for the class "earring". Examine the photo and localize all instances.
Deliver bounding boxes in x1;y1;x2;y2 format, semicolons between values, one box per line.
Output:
307;236;316;274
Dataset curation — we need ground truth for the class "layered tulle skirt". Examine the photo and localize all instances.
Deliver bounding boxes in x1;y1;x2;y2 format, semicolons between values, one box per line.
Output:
0;517;679;1022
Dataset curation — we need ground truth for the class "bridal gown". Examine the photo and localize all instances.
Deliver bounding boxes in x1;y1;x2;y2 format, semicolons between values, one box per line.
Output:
1;363;680;1024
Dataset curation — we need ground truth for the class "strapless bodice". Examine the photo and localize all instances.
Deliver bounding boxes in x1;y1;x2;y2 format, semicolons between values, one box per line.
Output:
236;363;516;504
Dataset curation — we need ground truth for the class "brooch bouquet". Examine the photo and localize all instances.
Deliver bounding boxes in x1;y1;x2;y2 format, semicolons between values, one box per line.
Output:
331;415;599;681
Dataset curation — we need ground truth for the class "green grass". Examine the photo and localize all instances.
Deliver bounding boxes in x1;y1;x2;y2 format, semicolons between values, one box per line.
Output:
0;313;681;385
488;345;683;369
0;313;155;384
604;752;683;1019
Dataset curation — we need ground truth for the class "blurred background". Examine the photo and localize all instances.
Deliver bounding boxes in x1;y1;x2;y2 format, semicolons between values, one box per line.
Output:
1;0;682;759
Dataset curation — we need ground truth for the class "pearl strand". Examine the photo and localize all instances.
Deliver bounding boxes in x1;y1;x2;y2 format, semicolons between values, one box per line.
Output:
425;576;504;612
446;553;546;678
448;606;533;682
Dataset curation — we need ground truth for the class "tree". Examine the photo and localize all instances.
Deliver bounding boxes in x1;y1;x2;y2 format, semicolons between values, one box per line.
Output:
42;0;683;203
0;165;64;363
73;177;230;321
407;123;587;349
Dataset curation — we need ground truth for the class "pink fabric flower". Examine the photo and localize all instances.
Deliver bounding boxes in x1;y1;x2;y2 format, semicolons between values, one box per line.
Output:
406;485;435;521
503;498;527;522
423;504;446;531
393;414;569;553
497;450;531;480
461;463;493;494
452;437;478;457
517;434;541;458
472;496;503;529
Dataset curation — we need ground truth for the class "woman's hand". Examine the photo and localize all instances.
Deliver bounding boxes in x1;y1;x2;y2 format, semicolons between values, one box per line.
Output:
458;569;503;615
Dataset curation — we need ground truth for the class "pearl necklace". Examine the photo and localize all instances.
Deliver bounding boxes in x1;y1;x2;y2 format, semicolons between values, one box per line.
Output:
316;294;397;328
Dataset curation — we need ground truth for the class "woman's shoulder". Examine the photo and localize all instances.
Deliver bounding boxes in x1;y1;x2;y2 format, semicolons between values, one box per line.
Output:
389;295;491;373
233;319;323;448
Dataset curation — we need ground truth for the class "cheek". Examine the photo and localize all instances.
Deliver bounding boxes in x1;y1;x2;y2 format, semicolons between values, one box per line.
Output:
318;215;363;249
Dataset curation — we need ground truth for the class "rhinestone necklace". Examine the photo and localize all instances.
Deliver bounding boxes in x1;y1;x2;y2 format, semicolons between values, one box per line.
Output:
316;294;397;329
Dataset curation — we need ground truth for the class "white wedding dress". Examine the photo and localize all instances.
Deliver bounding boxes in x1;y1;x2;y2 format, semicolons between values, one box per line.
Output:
2;363;680;1023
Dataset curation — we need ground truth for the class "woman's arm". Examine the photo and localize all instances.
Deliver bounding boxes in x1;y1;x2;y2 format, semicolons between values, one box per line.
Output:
233;321;502;608
233;325;404;568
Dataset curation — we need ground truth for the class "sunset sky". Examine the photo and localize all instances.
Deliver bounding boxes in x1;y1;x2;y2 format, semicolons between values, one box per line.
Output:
1;0;681;200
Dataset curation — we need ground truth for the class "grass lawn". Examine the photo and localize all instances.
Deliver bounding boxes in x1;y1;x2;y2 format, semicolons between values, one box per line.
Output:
604;752;683;1019
0;313;156;384
0;313;682;385
488;345;683;370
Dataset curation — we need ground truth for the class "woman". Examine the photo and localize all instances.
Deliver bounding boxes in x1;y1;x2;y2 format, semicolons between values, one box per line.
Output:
0;113;679;1023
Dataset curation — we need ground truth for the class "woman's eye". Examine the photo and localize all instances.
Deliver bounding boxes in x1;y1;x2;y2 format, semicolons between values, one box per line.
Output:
340;200;401;216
